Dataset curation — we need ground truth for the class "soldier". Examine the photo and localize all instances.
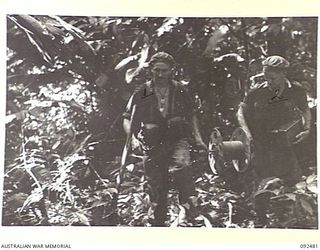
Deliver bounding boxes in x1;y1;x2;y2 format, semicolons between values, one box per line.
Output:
122;52;206;226
237;55;311;185
237;55;312;224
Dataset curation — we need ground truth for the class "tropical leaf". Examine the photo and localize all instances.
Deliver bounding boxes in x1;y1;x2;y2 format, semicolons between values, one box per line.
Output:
300;198;314;215
213;53;245;62
125;68;138;84
260;25;269;32
156;17;181;37
25;32;54;65
115;54;140;70
49;15;97;56
126;164;135;172
19;188;43;212
199;215;213;228
105;188;118;195
138;45;149;68
74;212;91;226
32;165;52;184
295;181;307;190
285;193;296;201
306;174;317;185
28;106;44;117
170;205;186;227
22;15;53;36
307;182;318;194
49;15;85;37
5;15;317;228
124;45;149;83
8;15;55;65
203;25;229;56
118;194;131;204
256;177;283;191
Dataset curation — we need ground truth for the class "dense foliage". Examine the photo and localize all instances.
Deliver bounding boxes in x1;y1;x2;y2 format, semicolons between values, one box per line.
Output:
3;15;317;227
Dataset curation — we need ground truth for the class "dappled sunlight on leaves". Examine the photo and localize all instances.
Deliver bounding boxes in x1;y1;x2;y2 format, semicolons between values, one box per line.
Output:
4;15;317;228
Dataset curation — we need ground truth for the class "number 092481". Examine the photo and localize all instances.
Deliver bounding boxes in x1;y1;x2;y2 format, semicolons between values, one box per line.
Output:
300;244;318;248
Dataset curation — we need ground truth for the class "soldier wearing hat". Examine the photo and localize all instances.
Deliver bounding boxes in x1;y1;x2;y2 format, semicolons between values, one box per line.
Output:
122;52;206;226
237;55;312;224
237;55;311;184
238;56;311;185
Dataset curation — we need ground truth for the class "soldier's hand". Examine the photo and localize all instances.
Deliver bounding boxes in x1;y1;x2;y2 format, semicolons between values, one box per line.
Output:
293;130;310;144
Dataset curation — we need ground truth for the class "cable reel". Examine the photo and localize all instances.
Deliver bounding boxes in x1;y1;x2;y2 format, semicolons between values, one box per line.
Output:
208;127;252;175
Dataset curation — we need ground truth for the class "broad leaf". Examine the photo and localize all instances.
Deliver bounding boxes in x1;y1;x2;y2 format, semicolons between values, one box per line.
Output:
213;53;245;62
28;106;44;117
8;15;54;65
125;68;139;84
300;199;314;215
307;182;318;194
306;174;317;185
285;193;296;201
124;44;149;84
203;25;229;56
170;205;186;227
295;181;307;190
118;194;131;204
260;25;269;32
199;215;212;228
19;188;43;212
75;212;91;226
49;15;97;56
138;45;149;68
106;188;118;195
115;54;139;70
156;17;181;37
126;164;135;172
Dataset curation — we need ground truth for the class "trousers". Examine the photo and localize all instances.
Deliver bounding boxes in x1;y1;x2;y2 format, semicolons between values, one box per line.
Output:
144;138;195;226
253;133;302;185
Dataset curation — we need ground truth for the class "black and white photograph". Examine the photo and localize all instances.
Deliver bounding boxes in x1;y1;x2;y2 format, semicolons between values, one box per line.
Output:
2;15;318;229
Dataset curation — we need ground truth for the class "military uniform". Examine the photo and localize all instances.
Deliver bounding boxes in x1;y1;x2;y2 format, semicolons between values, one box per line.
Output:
123;80;196;225
241;79;308;184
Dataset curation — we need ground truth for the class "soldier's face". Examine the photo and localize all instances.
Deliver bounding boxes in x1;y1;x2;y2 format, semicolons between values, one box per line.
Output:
151;62;172;86
263;67;286;90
